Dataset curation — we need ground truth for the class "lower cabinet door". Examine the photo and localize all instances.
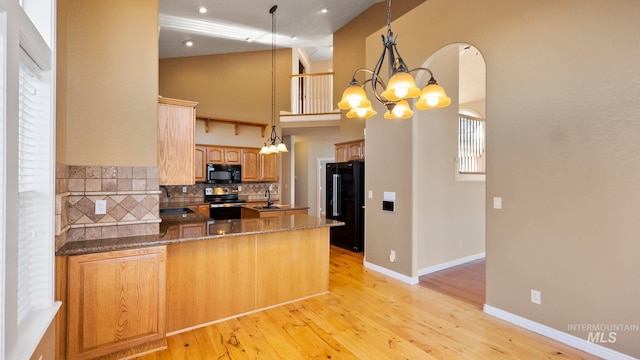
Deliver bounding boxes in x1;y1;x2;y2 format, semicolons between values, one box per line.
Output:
67;246;166;359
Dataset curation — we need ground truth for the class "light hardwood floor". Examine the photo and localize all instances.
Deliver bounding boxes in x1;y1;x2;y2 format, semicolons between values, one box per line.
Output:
134;246;598;359
419;258;486;309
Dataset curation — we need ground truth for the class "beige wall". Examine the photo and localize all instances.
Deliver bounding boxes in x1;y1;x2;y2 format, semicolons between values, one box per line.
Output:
57;0;158;166
299;140;335;216
294;141;309;208
364;0;640;356
333;0;425;142
159;50;292;148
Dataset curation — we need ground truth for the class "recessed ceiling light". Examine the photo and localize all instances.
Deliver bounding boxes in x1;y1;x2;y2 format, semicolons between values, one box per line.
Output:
291;35;297;40
197;6;208;14
246;38;253;42
320;8;328;14
183;40;194;47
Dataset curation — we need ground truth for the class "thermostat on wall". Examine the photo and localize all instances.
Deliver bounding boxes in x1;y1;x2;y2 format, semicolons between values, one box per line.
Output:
382;201;395;212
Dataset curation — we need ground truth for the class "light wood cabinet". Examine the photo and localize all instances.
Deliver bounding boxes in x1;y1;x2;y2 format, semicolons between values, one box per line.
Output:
204;146;242;165
158;97;198;185
195;145;246;182
179;222;206;238
335;144;348;162
66;246;166;359
225;147;242;164
347;141;365;160
260;153;278;182
194;145;206;182
335;139;365;162
195;145;278;183
255;228;329;308
241;148;260;182
166;236;256;333
206;146;225;164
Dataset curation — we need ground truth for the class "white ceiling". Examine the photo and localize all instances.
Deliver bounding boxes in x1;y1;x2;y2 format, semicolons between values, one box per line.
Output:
158;0;383;61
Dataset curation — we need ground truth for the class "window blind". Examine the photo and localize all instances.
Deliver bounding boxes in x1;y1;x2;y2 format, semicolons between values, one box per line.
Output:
17;53;53;324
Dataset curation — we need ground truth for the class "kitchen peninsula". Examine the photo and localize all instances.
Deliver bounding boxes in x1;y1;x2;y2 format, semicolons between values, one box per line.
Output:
55;214;343;359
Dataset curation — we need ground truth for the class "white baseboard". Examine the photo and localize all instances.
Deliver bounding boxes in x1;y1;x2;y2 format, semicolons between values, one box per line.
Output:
364;260;419;284
417;252;486;276
484;305;638;360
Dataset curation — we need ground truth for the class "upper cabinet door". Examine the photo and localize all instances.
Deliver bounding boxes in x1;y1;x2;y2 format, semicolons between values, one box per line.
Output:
225;148;242;164
260;154;278;182
241;148;260;182
335;144;347;162
158;97;198;186
194;145;206;182
206;146;225;164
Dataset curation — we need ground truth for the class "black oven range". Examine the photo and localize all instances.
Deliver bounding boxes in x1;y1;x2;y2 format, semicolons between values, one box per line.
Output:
204;186;246;220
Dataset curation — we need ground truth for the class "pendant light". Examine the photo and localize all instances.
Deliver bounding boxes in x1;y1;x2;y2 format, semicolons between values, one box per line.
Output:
260;5;288;154
338;0;451;120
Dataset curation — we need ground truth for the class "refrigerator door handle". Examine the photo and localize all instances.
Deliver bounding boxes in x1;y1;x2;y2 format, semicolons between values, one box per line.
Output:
332;173;340;216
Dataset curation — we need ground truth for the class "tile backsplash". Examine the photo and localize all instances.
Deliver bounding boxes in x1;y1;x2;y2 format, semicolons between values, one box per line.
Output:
56;164;160;250
55;163;281;250
160;183;280;206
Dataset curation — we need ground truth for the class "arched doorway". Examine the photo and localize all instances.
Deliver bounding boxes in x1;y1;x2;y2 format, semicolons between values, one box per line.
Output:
414;43;487;308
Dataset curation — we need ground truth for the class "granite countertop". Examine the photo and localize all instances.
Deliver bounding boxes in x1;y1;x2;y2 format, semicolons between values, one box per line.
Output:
56;214;344;256
242;204;310;212
160;200;209;208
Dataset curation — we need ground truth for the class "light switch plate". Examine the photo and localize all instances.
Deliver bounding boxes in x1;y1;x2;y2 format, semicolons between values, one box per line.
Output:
95;200;107;215
493;197;502;209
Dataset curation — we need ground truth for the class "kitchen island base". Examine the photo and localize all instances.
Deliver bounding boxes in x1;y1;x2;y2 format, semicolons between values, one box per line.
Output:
167;227;329;333
56;216;340;359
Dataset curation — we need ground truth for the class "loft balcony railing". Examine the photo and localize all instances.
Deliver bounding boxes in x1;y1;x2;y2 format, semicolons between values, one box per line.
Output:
288;72;338;116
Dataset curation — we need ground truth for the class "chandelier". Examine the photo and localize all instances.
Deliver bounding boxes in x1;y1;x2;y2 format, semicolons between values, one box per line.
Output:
260;5;288;154
338;0;451;120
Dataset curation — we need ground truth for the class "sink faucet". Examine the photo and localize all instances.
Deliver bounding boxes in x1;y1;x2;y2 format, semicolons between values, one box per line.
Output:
265;189;273;208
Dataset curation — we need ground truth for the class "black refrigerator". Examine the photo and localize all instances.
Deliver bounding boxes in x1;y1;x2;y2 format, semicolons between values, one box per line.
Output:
326;160;365;252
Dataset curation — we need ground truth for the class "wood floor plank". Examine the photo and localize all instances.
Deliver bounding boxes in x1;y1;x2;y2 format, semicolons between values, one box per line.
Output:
134;246;599;360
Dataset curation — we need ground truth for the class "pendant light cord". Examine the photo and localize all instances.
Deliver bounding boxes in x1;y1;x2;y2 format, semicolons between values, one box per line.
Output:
270;5;277;132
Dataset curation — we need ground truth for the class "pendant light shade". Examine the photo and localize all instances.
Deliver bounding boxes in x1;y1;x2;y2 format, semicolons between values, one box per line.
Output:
415;80;451;110
338;84;369;110
346;102;377;119
380;71;421;101
384;99;413;119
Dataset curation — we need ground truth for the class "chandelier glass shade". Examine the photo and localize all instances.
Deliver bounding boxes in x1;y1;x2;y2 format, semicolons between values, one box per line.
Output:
260;5;288;155
338;0;451;120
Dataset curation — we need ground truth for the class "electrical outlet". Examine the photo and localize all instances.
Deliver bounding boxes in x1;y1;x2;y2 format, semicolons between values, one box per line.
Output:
389;250;396;263
182;186;187;193
531;289;541;304
268;184;273;191
95;200;107;215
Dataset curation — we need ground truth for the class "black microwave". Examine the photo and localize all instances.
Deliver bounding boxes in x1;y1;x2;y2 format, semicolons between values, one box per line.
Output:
207;164;242;184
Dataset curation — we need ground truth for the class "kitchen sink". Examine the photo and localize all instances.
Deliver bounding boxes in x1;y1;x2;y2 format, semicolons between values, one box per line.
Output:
159;207;194;215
